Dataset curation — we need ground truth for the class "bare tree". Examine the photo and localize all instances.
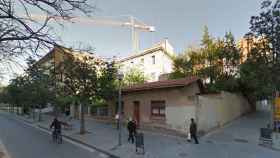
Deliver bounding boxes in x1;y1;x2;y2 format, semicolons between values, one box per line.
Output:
0;0;94;74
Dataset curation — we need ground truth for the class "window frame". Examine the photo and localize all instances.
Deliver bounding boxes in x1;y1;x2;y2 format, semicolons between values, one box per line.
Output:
151;55;155;64
151;101;166;117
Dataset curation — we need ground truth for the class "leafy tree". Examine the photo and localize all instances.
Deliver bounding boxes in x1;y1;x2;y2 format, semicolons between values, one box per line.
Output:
4;75;30;114
25;58;54;121
171;27;241;92
58;55;116;134
123;67;148;86
240;0;280;101
2;57;54;119
170;47;204;79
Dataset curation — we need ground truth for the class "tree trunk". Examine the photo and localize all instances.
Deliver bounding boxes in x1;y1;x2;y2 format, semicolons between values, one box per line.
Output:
9;104;11;113
80;102;86;134
38;105;42;122
32;105;35;120
17;106;20;115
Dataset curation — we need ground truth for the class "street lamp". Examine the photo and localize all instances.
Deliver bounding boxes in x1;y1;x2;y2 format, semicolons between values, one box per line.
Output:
117;71;124;146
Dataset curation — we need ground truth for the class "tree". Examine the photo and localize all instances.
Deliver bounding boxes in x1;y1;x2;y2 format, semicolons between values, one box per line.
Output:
213;32;241;92
2;57;54;118
58;54;116;134
242;0;280;100
123;67;148;86
24;58;54;121
171;27;241;92
169;47;200;79
0;0;94;73
4;75;30;114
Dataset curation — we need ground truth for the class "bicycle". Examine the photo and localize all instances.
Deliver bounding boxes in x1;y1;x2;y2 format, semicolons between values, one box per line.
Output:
52;129;62;144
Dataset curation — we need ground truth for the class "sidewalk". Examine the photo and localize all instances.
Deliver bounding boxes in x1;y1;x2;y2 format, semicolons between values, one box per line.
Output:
3;111;280;158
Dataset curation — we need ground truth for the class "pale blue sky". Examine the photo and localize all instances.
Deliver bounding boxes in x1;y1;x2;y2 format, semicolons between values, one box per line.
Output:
54;0;263;58
0;0;265;85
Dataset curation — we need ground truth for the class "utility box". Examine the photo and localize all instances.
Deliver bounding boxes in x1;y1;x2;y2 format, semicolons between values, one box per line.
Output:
135;133;145;154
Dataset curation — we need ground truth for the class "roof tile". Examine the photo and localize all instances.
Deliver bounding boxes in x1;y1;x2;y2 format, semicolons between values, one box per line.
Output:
122;77;200;92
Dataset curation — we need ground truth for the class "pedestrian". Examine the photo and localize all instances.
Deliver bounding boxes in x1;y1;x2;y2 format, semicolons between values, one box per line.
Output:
65;107;70;117
189;118;199;144
127;117;137;144
115;114;119;129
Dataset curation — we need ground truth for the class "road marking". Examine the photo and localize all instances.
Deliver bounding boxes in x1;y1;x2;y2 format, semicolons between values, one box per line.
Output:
12;116;97;153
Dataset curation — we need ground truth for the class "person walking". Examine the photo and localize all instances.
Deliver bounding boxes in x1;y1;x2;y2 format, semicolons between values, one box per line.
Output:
189;118;199;144
127;118;137;144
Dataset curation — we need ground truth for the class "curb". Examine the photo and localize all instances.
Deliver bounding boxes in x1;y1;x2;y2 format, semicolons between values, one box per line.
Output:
259;144;280;152
15;116;35;124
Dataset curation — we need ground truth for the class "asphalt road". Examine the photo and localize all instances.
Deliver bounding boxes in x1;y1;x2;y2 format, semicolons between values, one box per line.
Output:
0;114;107;158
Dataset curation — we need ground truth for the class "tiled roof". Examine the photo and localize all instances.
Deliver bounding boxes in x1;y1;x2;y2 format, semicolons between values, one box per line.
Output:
122;77;201;92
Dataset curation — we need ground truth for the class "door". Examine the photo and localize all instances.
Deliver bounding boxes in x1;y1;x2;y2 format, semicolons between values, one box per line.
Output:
133;101;140;127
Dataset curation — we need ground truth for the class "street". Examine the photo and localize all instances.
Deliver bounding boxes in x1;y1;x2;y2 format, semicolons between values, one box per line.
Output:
0;111;280;158
0;114;109;158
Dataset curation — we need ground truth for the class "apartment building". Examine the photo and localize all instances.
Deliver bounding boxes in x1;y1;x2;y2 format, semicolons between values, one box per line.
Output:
118;39;175;82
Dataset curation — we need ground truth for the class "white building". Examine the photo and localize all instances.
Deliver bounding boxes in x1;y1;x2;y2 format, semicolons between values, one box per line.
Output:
118;39;175;82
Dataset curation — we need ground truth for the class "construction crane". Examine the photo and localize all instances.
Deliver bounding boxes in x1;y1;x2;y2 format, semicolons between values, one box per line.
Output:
31;15;156;54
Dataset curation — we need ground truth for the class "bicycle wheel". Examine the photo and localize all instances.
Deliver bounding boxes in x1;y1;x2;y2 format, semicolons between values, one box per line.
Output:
52;131;58;143
58;133;62;144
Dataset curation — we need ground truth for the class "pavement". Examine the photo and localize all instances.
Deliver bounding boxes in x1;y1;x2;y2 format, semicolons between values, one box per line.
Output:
1;110;280;158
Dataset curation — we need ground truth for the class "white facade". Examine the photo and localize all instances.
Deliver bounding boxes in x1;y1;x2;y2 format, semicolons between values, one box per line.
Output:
119;39;175;82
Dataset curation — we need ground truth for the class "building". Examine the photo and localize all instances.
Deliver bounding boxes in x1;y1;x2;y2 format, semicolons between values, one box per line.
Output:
36;45;103;75
122;77;203;131
238;36;267;63
121;77;250;134
238;37;256;62
118;39;175;82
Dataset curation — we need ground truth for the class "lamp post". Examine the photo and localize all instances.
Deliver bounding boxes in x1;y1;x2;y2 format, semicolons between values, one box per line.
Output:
117;71;124;146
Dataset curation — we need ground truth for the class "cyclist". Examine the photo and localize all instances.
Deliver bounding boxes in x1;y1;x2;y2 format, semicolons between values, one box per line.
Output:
50;118;62;142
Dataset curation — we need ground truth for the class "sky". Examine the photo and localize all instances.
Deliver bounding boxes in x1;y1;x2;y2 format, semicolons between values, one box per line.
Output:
0;0;264;85
54;0;263;58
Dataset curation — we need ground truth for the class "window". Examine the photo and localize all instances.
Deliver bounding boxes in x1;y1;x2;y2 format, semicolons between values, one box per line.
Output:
151;101;166;117
91;106;109;116
151;55;155;64
151;72;156;81
141;58;144;64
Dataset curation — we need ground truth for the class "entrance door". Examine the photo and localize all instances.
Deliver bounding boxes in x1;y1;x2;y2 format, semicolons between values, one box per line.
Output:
133;101;140;127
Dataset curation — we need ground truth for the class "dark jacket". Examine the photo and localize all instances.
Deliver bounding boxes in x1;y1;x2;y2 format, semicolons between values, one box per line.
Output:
127;120;136;133
190;122;197;135
50;119;62;131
